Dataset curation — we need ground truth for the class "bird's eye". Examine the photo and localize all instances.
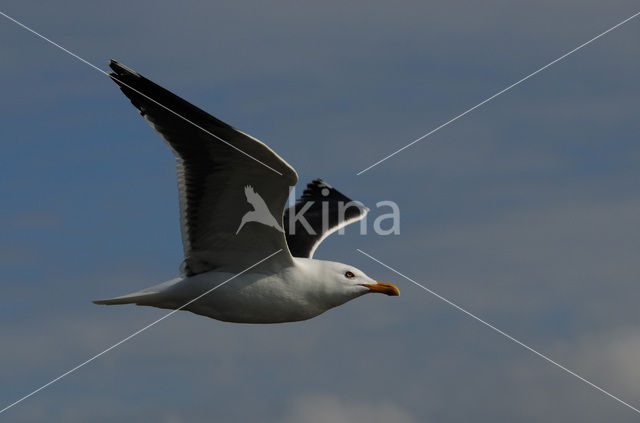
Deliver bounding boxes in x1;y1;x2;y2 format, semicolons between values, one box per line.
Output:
345;271;355;279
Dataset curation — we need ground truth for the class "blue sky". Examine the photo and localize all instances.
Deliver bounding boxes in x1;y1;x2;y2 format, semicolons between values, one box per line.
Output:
2;1;640;421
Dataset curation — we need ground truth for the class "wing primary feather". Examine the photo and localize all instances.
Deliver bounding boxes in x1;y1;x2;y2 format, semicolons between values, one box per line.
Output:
108;60;283;176
284;179;368;258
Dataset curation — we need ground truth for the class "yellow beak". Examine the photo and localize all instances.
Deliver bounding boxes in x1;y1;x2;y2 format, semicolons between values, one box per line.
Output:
361;281;400;296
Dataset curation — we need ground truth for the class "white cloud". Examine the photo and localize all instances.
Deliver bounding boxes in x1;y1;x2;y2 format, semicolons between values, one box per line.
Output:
555;328;640;398
283;394;417;423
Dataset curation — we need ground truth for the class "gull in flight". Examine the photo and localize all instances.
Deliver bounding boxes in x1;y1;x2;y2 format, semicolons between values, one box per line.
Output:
94;60;399;323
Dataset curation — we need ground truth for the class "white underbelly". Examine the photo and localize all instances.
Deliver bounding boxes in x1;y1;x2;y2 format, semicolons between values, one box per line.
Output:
162;271;326;323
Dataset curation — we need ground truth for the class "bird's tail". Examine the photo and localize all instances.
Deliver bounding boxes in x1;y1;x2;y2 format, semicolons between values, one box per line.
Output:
93;278;181;306
93;292;157;305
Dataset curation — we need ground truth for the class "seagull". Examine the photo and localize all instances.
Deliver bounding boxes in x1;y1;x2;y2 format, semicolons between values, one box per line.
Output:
94;60;399;323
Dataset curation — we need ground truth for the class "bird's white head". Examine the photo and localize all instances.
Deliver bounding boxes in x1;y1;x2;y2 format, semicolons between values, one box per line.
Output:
342;266;400;297
298;259;400;301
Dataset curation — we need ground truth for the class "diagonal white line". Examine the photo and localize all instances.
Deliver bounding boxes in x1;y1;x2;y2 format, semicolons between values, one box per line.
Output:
356;11;640;175
0;11;283;176
357;248;640;415
0;249;282;415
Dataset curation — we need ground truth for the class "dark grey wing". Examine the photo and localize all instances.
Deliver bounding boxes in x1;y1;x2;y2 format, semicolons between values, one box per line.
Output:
109;60;298;275
283;179;368;258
